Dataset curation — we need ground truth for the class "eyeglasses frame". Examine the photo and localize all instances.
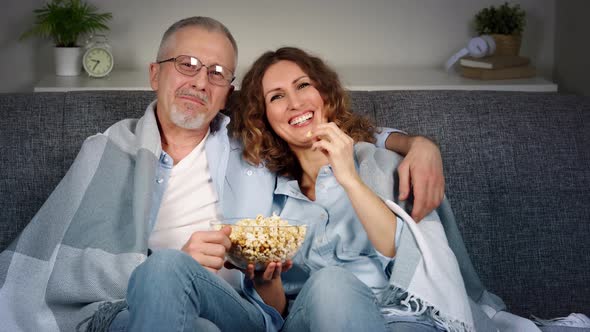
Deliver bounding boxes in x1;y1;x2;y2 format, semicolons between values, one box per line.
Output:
156;55;235;87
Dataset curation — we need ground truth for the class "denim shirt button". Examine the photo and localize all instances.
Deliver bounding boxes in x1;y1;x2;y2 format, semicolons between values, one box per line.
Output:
156;178;164;184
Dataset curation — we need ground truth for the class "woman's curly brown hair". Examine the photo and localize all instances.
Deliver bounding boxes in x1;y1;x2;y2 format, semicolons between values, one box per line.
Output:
232;47;376;179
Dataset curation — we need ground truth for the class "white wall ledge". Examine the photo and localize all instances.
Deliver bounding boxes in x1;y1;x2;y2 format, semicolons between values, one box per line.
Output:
34;67;557;92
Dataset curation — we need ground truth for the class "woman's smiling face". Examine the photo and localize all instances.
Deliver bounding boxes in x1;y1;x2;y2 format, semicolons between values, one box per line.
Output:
262;60;327;148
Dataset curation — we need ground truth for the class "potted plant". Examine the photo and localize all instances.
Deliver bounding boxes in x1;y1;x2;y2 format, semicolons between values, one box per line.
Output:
20;0;112;76
473;2;526;56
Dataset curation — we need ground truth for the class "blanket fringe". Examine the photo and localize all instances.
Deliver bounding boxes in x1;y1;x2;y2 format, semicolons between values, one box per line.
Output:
76;300;127;332
380;286;475;332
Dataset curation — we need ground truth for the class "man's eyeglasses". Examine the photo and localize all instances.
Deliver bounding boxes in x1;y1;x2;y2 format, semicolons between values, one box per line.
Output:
157;55;235;87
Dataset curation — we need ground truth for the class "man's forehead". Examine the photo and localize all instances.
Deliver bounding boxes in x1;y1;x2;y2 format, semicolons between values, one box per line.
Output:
171;27;237;68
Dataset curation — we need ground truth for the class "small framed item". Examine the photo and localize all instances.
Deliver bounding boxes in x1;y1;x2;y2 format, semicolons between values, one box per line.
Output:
83;35;114;77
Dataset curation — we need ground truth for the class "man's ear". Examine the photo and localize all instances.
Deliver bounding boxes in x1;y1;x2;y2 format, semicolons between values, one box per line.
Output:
149;63;159;91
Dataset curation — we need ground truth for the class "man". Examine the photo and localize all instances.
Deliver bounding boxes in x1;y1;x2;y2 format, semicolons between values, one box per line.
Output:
0;17;444;332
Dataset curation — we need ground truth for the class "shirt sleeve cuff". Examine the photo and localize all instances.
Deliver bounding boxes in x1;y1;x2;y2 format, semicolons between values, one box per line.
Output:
241;276;284;332
375;217;405;273
374;127;407;149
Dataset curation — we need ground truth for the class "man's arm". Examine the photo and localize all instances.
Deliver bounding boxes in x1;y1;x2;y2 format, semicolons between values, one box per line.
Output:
384;132;445;222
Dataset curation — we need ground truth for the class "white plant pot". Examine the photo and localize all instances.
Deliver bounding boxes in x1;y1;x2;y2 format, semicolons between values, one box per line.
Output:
54;47;82;76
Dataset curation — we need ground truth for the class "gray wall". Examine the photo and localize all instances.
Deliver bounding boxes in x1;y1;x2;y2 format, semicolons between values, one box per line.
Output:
0;0;40;92
1;0;556;92
554;1;590;96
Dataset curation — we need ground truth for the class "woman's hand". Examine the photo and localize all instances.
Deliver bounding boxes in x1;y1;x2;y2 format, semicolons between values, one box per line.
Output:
244;260;293;316
311;122;361;189
244;260;293;285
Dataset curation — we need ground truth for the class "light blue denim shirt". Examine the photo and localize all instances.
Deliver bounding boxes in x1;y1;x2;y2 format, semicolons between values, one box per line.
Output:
241;154;405;331
145;105;402;332
275;163;404;296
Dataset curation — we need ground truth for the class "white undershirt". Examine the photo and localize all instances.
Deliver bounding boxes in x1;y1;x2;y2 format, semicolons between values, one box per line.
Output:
147;131;243;288
148;130;222;250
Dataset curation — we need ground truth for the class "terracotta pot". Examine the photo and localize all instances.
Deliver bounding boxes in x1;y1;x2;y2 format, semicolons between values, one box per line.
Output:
491;34;522;56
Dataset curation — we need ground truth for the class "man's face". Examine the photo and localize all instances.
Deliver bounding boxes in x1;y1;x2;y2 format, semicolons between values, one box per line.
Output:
150;26;236;132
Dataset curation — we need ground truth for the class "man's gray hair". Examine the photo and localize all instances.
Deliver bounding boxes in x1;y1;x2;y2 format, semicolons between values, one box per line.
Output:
156;16;238;64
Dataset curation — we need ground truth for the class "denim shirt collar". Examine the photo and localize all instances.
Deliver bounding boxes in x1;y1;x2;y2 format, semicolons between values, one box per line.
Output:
274;164;337;201
275;176;307;201
210;111;231;135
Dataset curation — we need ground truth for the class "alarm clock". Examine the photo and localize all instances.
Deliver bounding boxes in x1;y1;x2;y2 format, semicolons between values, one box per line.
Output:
83;35;114;77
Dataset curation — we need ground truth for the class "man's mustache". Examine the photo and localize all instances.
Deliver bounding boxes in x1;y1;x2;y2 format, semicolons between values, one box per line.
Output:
177;90;208;104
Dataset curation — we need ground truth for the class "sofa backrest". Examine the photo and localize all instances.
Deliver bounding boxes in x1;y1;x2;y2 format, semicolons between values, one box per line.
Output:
1;90;589;319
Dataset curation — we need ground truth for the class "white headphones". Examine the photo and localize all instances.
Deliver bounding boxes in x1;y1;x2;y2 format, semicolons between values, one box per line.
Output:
445;35;496;70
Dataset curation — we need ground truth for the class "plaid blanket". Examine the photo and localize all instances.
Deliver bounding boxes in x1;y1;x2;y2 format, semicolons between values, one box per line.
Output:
355;142;506;331
0;107;162;331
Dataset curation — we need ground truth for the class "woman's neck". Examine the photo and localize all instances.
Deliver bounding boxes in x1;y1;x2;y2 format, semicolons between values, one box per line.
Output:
292;147;329;201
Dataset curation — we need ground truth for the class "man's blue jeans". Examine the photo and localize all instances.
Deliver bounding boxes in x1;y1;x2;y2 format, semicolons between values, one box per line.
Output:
110;249;265;332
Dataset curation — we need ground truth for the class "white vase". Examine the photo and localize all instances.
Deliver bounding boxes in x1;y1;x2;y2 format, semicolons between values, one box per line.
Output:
54;47;82;76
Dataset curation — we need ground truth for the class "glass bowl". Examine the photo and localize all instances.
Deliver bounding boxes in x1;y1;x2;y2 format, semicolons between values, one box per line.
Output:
210;215;307;270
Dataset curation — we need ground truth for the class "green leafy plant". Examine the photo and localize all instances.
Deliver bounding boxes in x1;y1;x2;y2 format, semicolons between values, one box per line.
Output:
20;0;112;47
474;2;526;35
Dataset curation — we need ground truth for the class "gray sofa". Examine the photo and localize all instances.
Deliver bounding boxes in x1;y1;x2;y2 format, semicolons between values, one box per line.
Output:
1;90;588;321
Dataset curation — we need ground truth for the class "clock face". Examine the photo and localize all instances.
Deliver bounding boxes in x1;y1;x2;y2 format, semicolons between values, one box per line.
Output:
83;47;114;77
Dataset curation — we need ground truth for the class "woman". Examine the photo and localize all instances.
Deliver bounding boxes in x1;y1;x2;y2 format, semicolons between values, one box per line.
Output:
232;47;475;332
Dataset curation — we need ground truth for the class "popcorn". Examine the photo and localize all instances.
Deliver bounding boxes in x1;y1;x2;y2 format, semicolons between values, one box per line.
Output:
306;130;313;138
216;215;307;270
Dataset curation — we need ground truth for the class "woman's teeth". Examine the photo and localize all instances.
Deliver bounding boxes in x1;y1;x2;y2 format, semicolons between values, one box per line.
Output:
289;112;313;126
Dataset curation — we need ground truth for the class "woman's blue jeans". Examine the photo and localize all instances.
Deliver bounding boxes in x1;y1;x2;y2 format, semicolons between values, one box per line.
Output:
282;266;438;332
282;265;387;332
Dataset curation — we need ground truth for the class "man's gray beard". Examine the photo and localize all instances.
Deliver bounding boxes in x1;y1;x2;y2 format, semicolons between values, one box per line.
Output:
170;104;207;129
